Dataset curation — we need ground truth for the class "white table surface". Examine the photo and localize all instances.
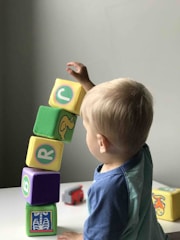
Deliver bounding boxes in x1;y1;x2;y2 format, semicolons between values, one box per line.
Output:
0;181;179;239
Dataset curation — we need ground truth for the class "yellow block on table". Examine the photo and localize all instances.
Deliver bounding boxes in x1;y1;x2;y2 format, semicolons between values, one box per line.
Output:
152;187;180;221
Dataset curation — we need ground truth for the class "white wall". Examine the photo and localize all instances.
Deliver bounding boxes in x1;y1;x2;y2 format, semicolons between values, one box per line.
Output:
0;0;36;187
0;0;4;185
25;0;180;186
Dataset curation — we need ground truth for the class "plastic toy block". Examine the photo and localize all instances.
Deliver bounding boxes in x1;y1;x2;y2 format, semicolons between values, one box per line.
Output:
26;136;64;171
21;167;60;205
33;105;77;142
26;203;57;236
48;78;86;115
152;187;180;221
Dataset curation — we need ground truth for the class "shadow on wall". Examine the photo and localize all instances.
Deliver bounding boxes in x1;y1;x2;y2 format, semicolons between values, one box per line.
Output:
0;1;36;187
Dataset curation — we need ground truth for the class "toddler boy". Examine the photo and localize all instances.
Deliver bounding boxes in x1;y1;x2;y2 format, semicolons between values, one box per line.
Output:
58;62;168;240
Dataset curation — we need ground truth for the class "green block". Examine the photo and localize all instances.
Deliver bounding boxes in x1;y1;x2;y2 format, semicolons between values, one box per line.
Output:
33;105;77;142
26;203;57;236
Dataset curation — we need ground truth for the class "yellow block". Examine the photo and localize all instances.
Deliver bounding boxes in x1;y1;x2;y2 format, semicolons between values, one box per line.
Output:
49;78;86;115
26;136;64;171
152;187;180;221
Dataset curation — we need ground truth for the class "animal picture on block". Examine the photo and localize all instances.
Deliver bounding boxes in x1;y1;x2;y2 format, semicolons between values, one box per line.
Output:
21;167;60;205
33;105;77;142
152;187;180;221
25;136;64;171
26;203;57;236
48;78;86;115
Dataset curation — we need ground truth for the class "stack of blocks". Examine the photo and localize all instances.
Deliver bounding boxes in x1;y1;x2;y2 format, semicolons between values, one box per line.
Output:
21;78;86;236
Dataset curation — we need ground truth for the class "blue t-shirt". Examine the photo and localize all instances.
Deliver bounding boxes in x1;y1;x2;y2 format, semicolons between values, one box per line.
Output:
83;144;168;240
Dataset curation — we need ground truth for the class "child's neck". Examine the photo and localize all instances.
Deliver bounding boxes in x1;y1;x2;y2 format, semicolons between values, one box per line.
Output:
99;148;135;173
100;159;126;173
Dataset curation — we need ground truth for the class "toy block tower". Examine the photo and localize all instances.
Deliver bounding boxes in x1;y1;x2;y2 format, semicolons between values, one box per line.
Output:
21;78;86;236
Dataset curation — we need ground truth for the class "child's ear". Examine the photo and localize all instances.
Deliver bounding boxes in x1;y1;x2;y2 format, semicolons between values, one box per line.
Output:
96;134;110;153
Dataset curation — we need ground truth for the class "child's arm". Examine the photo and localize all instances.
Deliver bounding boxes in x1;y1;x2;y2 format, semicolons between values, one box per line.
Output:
57;232;83;240
66;62;95;91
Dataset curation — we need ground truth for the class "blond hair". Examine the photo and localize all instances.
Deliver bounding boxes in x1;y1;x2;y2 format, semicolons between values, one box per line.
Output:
80;78;153;156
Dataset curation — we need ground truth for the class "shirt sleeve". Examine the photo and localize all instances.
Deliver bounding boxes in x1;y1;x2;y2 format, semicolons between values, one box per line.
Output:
83;175;129;240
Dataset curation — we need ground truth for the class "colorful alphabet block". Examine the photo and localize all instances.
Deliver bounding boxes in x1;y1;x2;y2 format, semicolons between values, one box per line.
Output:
26;136;64;171
152;187;180;221
33;105;77;142
21;167;60;205
26;203;57;236
48;78;86;115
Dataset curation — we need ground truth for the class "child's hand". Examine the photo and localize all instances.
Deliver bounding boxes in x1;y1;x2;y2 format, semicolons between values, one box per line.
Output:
57;231;83;240
66;62;94;91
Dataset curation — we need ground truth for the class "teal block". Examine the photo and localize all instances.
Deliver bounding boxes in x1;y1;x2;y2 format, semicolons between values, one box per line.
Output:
26;203;57;236
33;105;77;142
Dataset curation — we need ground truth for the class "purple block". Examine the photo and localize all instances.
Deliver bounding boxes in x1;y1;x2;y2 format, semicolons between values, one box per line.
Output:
21;167;60;205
